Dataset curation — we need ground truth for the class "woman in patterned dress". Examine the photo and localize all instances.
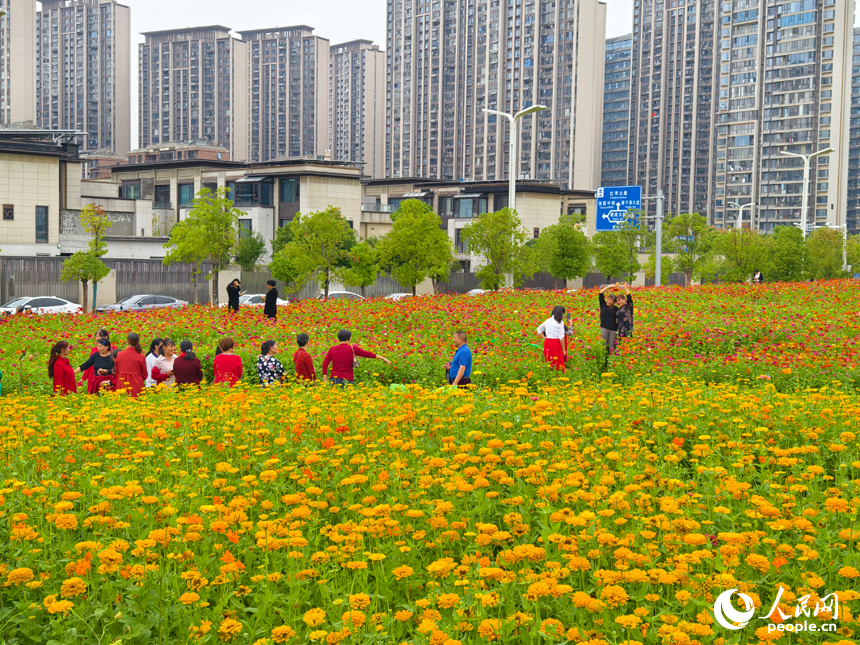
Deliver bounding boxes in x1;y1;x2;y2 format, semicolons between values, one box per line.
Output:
257;340;285;386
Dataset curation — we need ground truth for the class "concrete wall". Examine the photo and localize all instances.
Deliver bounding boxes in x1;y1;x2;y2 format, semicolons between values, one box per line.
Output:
81;180;122;199
0;153;61;247
300;175;362;225
5;0;37;124
236;207;276;260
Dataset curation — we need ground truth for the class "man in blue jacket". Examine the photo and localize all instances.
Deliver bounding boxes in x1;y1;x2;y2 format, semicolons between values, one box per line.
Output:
445;330;473;388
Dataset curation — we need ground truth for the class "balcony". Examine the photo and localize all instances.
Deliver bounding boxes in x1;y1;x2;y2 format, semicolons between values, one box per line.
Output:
361;203;398;213
153;202;172;211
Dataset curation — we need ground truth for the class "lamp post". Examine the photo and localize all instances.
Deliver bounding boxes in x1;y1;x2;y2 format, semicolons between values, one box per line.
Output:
727;201;755;230
482;104;548;213
482;104;548;288
780;147;835;237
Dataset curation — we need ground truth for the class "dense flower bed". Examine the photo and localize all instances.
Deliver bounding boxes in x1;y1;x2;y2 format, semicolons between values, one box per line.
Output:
0;281;858;395
0;379;858;644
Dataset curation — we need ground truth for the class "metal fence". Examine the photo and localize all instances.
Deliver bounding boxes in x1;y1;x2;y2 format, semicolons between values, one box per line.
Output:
108;260;213;304
0;257;80;304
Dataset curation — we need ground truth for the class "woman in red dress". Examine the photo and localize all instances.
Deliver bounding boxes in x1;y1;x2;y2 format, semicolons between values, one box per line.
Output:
49;341;77;396
115;333;148;397
536;306;567;372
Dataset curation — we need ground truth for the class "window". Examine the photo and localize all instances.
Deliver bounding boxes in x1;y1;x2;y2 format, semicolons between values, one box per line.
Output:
154;185;170;207
455;228;469;253
121;180;141;199
280;178;300;202
35;206;48;243
178;183;194;206
238;219;252;239
533;227;540;239
226;182;235;202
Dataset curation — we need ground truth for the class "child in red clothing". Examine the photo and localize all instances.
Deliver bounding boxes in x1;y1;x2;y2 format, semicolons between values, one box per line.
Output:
293;333;316;383
213;337;243;386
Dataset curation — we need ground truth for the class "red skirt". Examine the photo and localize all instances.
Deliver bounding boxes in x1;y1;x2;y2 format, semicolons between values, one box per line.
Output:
87;374;115;394
543;338;566;372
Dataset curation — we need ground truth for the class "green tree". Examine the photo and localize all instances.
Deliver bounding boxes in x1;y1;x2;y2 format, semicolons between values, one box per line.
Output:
847;234;860;274
270;206;355;299
341;241;379;297
163;188;242;305
663;212;716;286
235;232;267;273
80;203;112;310
766;225;806;282
643;251;672;286
461;208;531;291
591;214;651;282
377;200;453;296
805;226;844;280
272;222;293;255
535;215;591;287
60;251;109;313
711;227;770;283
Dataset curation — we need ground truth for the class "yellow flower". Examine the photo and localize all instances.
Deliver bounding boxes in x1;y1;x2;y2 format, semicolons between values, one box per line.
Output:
600;585;629;608
6;568;34;585
437;593;461;609
47;600;74;615
60;577;87;598
271;626;296;642
838;566;859;579
392;566;414;580
341;611;366;628
349;593;371;609
179;592;200;605
218;618;243;641
304;608;327;628
477;619;502;641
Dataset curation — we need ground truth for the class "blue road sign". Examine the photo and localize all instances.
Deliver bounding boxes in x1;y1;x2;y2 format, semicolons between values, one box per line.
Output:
596;186;642;232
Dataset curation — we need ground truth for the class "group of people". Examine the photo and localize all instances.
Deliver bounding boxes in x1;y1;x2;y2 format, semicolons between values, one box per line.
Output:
46;326;476;396
535;283;635;372
226;279;279;320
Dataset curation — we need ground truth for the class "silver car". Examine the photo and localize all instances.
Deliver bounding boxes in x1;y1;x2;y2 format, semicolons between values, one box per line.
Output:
97;294;188;313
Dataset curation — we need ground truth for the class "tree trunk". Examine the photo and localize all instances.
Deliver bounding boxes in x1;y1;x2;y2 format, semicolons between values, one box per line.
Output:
82;280;89;314
361;284;366;298
92;280;98;312
412;284;417;297
324;268;330;299
211;268;219;306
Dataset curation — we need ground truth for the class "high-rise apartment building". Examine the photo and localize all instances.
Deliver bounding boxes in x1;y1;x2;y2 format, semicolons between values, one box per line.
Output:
844;27;859;236
710;0;853;232
138;26;249;161
628;0;717;218
601;34;632;187
629;0;852;230
238;26;329;162
36;0;130;154
330;40;386;178
0;0;37;125
386;0;606;190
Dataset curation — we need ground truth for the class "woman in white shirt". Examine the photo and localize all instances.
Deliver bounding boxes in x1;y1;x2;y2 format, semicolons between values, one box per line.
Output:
145;338;163;388
151;338;177;387
536;306;567;372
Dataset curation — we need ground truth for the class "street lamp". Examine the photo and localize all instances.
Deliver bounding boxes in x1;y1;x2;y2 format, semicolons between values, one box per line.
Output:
727;201;755;230
483;104;548;212
780;147;834;237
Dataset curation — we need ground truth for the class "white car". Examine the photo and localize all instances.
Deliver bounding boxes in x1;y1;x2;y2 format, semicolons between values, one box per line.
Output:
385;293;412;301
219;293;290;308
318;291;364;301
467;289;486;296
0;296;82;315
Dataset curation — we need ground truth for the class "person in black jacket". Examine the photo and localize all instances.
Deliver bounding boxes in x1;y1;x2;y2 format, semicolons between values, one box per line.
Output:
598;283;619;353
226;279;243;312
264;280;279;321
73;339;116;394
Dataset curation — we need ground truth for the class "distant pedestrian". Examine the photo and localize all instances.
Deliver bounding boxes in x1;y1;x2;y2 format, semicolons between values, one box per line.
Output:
174;340;203;387
115;333;148;397
264;280;279;321
145;337;164;388
226;279;243;313
49;341;77;396
293;333;317;383
151;338;177;387
75;339;116;393
537;306;567;372
445;330;473;387
598;284;619;353
615;283;634;340
753;269;764;284
257;340;285;386
322;329;391;386
213;337;243;386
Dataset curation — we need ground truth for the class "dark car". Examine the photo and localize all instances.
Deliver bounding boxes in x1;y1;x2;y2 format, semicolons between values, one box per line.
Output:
97;294;188;313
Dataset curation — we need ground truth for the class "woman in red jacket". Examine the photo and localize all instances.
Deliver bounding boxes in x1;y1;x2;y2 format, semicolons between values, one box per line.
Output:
321;329;391;386
115;333;148;397
49;341;77;396
213;337;243;386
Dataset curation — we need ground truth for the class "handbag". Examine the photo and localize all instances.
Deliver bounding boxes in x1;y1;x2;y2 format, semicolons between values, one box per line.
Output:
352;345;359;370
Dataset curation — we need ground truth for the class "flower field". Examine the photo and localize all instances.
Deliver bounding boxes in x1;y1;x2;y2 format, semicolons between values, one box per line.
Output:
0;282;859;645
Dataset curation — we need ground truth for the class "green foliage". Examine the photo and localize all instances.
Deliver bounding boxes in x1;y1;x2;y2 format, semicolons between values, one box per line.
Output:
163;188;242;305
272;222;294;255
767;225;806;282
269;206;355;299
341;241;379;297
534;215;591;283
805;226;844;280
60;251;110;313
235;232;267;273
663;212;716;286
80;203;112;257
377;200;453;296
461;208;531;291
643;251;673;286
711;228;770;283
591;214;651;281
847;234;860;274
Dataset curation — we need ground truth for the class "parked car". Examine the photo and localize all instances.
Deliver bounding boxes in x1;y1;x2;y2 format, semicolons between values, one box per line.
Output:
97;295;188;313
385;293;412;301
467;289;486;296
218;293;289;308
0;296;82;315
318;291;364;301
